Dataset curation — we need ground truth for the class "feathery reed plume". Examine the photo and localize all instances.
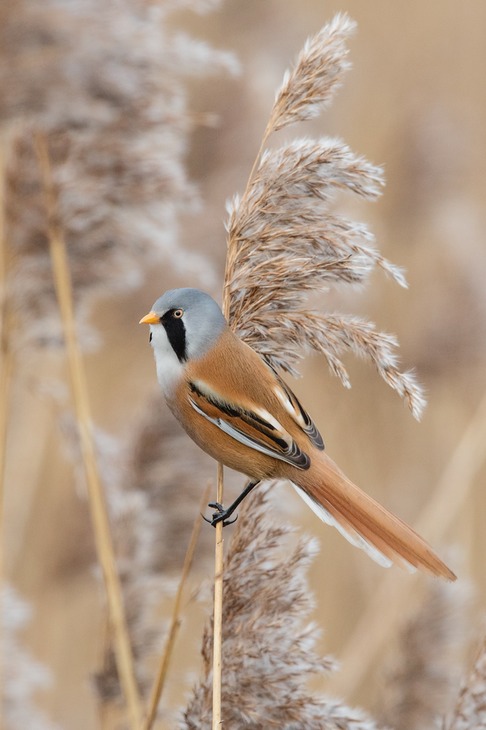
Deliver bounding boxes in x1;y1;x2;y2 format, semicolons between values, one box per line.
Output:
181;486;383;729
379;576;469;730
3;0;236;349
444;630;486;730
224;13;425;419
270;13;356;131
2;584;59;730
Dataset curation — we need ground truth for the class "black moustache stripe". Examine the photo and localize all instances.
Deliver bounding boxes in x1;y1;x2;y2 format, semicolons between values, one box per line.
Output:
161;310;187;362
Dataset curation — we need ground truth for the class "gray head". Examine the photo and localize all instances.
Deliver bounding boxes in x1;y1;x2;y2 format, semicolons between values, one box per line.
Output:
144;288;227;363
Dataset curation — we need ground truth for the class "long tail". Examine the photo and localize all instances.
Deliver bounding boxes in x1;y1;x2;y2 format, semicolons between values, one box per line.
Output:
295;452;456;580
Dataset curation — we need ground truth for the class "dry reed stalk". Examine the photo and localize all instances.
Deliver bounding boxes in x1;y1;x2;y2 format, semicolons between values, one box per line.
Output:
329;388;486;699
211;463;225;730
0;132;14;567
142;482;211;730
0;142;17;730
34;131;142;729
209;287;233;730
0;131;15;728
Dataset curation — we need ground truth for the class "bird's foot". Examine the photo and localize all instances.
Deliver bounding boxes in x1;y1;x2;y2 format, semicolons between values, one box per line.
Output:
202;502;238;527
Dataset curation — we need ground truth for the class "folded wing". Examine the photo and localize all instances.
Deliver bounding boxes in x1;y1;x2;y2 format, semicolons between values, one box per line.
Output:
188;379;310;469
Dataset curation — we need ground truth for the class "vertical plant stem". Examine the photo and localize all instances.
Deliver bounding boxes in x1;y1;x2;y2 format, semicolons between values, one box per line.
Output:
0;133;12;562
212;462;224;730
0;131;15;637
142;482;211;730
34;131;143;729
211;118;273;724
209;263;242;729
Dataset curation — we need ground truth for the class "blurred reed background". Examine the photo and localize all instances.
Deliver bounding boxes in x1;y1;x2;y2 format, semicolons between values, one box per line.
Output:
2;1;486;728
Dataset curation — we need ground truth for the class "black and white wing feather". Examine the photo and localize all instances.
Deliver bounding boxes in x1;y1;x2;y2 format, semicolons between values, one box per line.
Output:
188;379;310;469
268;364;324;450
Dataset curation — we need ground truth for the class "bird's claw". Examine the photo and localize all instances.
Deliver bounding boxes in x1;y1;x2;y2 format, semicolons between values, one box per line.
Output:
212;512;238;527
202;502;238;527
208;501;224;511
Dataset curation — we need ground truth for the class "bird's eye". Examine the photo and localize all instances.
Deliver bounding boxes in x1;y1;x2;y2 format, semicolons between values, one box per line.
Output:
173;309;184;318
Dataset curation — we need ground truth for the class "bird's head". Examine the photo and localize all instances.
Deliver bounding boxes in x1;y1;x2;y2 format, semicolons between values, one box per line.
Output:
139;287;227;364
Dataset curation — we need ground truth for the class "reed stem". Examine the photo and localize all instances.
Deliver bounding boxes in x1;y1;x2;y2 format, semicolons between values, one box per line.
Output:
212;463;224;729
0;132;13;567
34;131;143;729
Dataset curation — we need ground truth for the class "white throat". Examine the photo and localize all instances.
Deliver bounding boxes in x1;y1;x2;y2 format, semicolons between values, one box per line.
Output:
149;324;184;396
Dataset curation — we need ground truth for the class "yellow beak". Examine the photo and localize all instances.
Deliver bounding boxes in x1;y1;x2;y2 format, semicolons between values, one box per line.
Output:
139;311;160;325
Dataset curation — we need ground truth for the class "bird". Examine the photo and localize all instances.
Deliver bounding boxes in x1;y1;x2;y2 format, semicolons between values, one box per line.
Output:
140;287;456;581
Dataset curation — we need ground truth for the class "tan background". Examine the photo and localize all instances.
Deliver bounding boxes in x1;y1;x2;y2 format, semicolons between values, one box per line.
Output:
5;1;486;727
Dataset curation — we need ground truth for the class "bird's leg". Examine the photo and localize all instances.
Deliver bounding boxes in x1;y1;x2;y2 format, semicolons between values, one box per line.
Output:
204;479;261;527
